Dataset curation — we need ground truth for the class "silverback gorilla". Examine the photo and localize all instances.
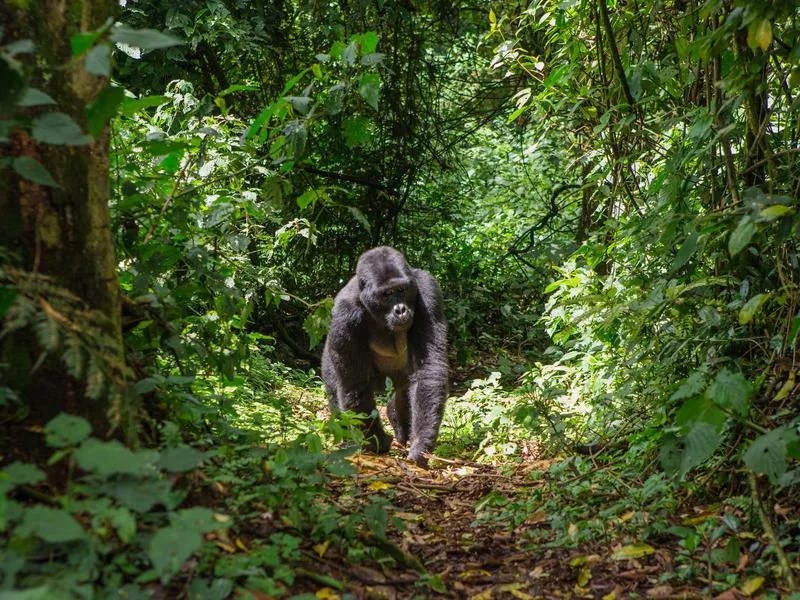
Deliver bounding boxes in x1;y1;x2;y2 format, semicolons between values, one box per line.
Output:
322;247;448;467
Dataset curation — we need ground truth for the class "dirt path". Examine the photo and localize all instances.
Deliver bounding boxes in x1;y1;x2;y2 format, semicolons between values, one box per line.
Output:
306;453;718;600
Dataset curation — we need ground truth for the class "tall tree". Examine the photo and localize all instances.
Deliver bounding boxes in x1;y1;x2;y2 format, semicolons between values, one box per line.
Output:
0;1;130;438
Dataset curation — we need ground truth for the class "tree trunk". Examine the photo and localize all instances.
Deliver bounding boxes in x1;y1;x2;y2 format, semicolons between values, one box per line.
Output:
0;0;131;439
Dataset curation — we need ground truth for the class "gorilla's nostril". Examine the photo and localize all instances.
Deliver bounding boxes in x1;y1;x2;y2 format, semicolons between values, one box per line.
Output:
394;304;407;316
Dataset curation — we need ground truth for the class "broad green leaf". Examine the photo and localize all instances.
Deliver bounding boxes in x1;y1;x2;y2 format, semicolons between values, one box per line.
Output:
148;525;203;582
738;293;769;325
101;477;173;513
3;462;46;487
74;439;158;477
743;427;797;483
359;31;379;55
44;414;92;448
296;189;320;210
728;217;755;257
16;88;56;107
118;95;169;116
170;507;226;533
85;43;111;77
110;25;182;51
670;371;706;402
284;120;306;160
13;157;59;188
0;586;51;599
342;116;372;148
285;95;311;115
760;205;792;220
671;231;698;272
680;422;721;478
675;396;725;432
87;86;125;137
747;19;772;51
342;41;357;66
706;369;750;416
360;52;385;67
156;446;205;472
359;73;381;110
31;112;92;146
18;506;87;543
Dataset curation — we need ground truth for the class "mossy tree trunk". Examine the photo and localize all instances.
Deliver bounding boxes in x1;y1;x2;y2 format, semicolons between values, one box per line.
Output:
0;1;132;439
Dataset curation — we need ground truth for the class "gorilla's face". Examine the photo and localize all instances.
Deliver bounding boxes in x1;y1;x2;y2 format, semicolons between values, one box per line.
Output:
357;247;418;333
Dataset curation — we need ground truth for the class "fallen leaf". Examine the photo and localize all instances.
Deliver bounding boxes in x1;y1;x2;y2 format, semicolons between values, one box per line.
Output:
577;566;591;586
568;523;579;539
314;539;331;557
394;512;423;522
741;577;764;596
368;480;393;491
459;569;492;580
525;511;548;525
569;554;601;567
620;511;636;522
469;589;493;600
682;512;715;526
235;537;248;551
529;566;547;578
214;540;236;553
612;544;655;560
315;588;340;599
714;589;747;600
602;592;616;600
646;585;674;598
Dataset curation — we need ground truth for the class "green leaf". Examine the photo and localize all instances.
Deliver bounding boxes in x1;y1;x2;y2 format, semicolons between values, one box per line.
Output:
110;25;182;52
346;206;371;233
71;30;103;56
12;157;59;188
296;189;320;210
728;217;756;257
747;19;772;52
74;439;159;477
44;414;92;448
148;525;203;582
739;293;769;325
342;116;372;148
671;231;698;272
4;39;35;56
118;95;169;116
706;369;750;416
358;73;381;110
18;506;87;543
670;371;706;402
0;286;19;317
101;477;173;513
85;43;111;77
170;507;226;533
743;427;796;483
675;396;726;433
87;86;125;137
0;586;52;599
359;31;379;55
110;506;137;543
3;462;46;487
157;446;205;472
611;544;655;560
760;205;792;220
31;112;92;146
680;422;722;479
16;88;56;107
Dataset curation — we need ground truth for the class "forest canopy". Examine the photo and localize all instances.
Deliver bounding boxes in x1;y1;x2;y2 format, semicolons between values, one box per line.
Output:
1;0;799;598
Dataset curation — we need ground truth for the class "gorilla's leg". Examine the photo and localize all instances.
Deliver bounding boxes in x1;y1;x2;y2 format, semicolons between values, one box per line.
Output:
339;386;393;454
387;386;410;446
408;373;448;466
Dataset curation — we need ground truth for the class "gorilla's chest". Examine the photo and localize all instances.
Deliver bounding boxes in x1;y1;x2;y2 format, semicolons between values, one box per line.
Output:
369;333;408;375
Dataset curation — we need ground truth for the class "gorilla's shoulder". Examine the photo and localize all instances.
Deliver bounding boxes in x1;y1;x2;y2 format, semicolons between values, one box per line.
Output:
411;268;443;296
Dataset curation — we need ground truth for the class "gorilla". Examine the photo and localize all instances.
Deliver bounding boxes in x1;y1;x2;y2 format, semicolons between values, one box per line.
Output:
322;246;448;467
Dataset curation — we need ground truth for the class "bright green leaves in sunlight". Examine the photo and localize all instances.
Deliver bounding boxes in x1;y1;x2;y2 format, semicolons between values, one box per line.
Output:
747;19;773;52
359;73;381;110
739;293;769;325
706;369;750;417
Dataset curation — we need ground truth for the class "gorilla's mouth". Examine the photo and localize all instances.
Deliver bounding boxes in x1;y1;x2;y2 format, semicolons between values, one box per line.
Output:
387;313;414;332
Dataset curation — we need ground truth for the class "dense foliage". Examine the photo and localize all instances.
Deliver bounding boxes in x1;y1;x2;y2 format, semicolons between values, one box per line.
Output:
1;0;799;597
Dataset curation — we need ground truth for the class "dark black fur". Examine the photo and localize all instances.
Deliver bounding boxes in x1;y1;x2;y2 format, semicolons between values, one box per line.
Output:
321;247;448;466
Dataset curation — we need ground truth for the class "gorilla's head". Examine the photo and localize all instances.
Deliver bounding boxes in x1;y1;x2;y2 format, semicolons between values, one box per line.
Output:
357;246;418;333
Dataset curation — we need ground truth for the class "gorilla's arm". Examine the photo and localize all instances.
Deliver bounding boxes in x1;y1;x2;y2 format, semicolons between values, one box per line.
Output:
407;269;449;464
325;282;393;452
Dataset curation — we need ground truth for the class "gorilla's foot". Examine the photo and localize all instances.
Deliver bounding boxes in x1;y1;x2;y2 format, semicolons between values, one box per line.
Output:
364;430;393;454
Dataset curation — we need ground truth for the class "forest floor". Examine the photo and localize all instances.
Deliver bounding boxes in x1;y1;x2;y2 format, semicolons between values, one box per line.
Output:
289;449;769;600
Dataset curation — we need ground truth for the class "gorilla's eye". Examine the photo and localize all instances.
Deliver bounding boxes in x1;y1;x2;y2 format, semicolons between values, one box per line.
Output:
383;290;393;297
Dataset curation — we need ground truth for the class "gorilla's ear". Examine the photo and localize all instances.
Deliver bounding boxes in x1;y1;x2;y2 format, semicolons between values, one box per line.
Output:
358;278;366;290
